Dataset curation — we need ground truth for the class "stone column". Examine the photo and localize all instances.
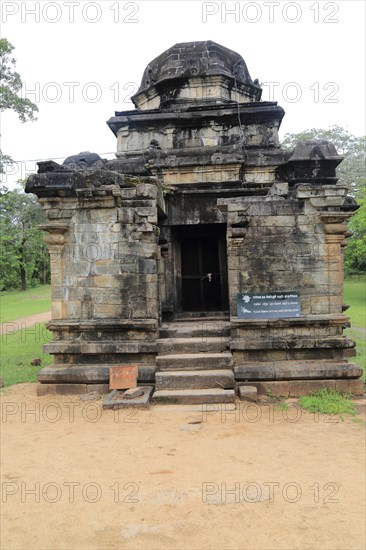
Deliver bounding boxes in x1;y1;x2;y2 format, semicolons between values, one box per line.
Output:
39;224;69;320
295;185;353;316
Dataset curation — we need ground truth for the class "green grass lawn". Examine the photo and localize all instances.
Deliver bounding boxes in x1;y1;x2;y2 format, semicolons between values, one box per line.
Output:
344;278;366;328
344;278;366;380
0;285;51;323
0;285;52;386
0;325;53;387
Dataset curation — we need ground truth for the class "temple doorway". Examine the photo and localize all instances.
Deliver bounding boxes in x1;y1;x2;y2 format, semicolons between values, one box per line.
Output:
174;225;228;315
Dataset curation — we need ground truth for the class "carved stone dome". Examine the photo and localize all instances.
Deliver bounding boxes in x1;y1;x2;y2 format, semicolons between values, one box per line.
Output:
132;41;262;109
63;151;102;168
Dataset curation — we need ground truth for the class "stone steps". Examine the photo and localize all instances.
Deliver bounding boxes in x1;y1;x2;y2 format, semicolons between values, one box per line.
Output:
155;321;235;404
157;337;228;354
156;352;233;371
159;321;230;339
153;388;235;405
155;369;234;390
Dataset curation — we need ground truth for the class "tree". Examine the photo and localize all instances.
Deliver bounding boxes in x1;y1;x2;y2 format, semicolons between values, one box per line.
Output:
0;152;13;176
0;38;38;173
0;184;50;290
0;40;43;290
281;126;366;274
344;189;366;275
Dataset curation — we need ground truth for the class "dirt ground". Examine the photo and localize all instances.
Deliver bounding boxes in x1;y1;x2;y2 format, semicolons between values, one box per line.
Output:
1;383;365;550
0;312;51;334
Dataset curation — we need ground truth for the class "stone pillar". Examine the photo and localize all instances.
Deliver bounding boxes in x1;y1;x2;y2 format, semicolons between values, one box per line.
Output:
38;222;70;320
295;185;353;316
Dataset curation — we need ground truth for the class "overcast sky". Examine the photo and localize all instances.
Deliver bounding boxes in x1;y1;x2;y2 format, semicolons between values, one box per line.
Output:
1;0;365;188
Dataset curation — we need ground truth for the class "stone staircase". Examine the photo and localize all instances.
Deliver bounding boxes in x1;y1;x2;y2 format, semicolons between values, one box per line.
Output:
153;321;235;404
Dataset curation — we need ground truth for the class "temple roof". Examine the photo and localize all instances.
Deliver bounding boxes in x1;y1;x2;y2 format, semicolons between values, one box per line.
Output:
133;40;261;105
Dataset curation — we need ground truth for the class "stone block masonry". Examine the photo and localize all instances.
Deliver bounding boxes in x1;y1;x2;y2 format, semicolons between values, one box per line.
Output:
26;41;363;401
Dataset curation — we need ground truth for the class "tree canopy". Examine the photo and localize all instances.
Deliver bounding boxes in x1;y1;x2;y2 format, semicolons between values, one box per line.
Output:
0;184;50;290
344;188;366;275
0;38;38;122
0;38;38;174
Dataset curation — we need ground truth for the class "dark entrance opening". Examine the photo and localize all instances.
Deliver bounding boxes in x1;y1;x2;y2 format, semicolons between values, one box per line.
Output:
175;225;228;314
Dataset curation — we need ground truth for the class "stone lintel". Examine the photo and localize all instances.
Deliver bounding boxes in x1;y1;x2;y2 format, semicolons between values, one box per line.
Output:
157;165;244;186
218;196;300;216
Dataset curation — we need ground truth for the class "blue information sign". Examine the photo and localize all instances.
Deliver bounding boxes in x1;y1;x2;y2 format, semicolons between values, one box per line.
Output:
237;292;301;319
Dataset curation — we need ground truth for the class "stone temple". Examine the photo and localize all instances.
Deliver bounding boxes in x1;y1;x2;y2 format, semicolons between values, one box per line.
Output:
26;41;363;402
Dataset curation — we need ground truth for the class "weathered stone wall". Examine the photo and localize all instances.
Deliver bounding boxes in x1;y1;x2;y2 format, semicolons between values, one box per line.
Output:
116;118;280;158
218;182;356;368
40;182;162;322
27;170;166;387
219;183;351;317
109;103;284;189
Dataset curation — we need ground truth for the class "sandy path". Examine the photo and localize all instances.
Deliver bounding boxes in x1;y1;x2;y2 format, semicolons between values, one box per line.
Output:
348;326;366;337
0;383;365;550
0;311;51;334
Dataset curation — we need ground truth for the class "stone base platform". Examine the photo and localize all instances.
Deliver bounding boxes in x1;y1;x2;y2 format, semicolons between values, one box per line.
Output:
238;378;365;397
37;364;156;385
36;378;364;399
37;383;110;396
